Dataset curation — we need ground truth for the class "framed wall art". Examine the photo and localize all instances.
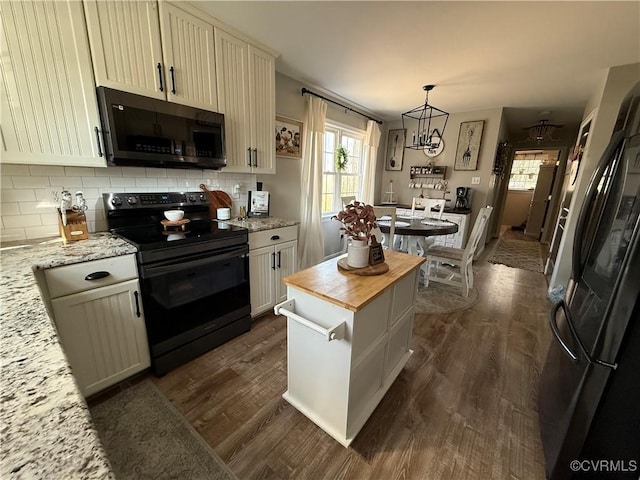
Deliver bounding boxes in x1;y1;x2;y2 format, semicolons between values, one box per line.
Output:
385;128;405;171
275;116;303;159
454;120;484;171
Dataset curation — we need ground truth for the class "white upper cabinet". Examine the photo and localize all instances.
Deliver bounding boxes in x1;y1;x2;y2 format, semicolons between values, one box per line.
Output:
0;0;105;167
215;29;275;174
83;0;164;100
85;1;217;111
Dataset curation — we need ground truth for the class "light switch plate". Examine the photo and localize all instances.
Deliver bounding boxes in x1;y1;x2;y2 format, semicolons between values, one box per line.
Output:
471;177;481;185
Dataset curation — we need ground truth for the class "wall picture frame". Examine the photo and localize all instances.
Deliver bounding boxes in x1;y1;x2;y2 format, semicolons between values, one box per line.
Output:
454;120;484;171
275;116;303;159
385;128;406;171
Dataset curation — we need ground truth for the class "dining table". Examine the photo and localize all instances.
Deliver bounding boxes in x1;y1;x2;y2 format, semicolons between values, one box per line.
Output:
377;215;458;256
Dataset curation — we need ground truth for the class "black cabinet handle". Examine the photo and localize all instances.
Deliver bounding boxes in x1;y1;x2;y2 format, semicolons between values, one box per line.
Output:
253;148;258;167
94;127;103;157
170;66;176;94
271;252;276;270
277;251;281;269
133;291;141;317
157;62;164;92
270;235;280;241
84;271;110;281
247;148;252;167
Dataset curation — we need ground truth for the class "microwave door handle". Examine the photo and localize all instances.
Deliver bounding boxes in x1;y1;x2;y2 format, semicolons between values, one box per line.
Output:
157;63;164;92
572;130;625;279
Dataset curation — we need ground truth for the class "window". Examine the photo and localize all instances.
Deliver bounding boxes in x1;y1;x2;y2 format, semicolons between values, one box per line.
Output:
508;150;557;190
321;123;365;214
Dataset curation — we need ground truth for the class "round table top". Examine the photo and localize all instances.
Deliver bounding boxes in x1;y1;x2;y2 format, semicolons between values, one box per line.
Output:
378;217;458;236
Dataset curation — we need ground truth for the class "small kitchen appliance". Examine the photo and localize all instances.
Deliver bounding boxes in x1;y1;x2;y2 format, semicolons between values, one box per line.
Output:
455;187;471;210
103;191;250;375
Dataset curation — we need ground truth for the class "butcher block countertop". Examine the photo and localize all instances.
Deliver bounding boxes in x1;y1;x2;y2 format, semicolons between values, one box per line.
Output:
283;250;425;312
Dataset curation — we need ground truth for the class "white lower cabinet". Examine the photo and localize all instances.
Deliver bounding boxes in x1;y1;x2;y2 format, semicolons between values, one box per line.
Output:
248;226;297;317
45;255;150;397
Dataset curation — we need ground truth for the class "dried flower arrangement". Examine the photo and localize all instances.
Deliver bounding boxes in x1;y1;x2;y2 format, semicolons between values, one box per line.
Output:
333;200;378;240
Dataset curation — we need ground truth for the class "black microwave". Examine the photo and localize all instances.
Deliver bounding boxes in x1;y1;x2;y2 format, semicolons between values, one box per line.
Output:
97;87;226;170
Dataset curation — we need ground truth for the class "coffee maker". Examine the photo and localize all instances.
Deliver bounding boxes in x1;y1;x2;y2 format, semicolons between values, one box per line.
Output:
455;187;471;210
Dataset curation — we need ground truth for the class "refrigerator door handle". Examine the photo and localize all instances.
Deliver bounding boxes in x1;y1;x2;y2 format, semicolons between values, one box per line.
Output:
549;300;579;362
551;300;618;369
572;130;626;279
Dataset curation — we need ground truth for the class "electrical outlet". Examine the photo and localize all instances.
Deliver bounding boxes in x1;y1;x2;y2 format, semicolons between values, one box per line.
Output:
471;177;481;185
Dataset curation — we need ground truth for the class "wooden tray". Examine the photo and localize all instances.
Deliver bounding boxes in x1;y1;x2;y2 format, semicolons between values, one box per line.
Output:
161;218;191;230
337;257;389;276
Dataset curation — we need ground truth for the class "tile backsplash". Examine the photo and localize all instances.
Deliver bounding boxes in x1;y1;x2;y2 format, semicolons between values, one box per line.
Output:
0;164;256;243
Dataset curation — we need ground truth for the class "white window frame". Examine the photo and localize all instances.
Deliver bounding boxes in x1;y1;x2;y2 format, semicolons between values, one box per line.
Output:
322;120;366;216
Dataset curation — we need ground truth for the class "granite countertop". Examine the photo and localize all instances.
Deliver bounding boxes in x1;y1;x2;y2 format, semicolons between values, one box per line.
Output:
224;217;298;232
0;232;136;479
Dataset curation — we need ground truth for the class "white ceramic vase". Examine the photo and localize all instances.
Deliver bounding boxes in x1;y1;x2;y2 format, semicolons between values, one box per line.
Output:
347;238;370;268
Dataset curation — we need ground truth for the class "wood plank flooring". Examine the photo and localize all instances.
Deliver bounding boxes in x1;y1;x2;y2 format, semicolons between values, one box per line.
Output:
152;238;552;479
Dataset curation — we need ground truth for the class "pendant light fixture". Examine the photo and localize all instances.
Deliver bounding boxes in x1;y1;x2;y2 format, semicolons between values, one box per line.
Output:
524;119;563;143
402;85;449;151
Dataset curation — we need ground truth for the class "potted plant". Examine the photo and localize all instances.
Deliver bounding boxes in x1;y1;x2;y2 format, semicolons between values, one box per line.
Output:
333;201;377;267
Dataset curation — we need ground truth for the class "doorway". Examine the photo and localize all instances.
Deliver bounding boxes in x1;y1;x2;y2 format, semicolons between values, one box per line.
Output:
498;149;560;242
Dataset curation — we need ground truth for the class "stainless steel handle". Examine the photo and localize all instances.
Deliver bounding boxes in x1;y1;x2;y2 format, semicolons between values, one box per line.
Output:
94;127;103;157
85;271;110;281
549;300;578;362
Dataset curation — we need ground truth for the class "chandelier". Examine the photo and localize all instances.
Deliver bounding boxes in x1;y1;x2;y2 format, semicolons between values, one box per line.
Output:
525;119;563;143
402;85;449;150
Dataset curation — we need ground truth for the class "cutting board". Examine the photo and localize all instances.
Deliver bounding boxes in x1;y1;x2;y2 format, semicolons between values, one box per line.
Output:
199;184;232;218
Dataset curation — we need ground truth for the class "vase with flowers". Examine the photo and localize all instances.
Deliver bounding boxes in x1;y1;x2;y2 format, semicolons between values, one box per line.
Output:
333;200;378;267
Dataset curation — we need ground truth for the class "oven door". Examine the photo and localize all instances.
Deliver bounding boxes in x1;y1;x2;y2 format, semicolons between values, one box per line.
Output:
139;244;250;357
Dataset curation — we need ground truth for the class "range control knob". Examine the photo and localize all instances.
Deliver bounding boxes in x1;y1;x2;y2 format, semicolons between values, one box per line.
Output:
127;196;138;206
199;193;206;202
111;196;123;207
188;194;197;202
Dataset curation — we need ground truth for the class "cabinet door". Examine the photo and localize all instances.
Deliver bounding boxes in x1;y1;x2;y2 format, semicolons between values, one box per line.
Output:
51;279;150;397
84;0;164;99
275;241;297;305
159;3;217;110
214;29;251;172
248;45;275;174
0;1;104;167
249;245;276;317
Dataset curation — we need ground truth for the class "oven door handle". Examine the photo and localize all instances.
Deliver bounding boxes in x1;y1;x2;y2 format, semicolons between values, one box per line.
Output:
141;247;247;278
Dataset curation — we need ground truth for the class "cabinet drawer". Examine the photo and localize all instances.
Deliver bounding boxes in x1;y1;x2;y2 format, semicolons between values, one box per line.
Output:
45;254;138;298
249;226;297;250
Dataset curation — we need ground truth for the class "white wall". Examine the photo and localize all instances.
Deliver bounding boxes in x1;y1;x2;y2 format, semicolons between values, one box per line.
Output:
549;62;640;291
0;164;255;242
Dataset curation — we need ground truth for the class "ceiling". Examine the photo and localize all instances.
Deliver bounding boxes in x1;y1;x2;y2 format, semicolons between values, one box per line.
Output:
194;1;639;135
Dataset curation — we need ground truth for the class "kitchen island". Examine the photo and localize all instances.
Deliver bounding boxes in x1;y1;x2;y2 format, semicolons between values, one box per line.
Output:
277;250;424;447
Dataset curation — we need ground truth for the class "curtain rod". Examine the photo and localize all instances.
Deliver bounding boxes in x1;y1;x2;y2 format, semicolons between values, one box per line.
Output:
301;88;383;125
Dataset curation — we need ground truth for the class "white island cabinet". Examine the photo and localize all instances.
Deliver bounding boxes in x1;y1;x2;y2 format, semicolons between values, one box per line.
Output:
276;250;424;447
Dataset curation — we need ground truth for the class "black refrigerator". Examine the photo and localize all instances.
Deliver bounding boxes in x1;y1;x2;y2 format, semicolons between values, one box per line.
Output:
538;82;640;479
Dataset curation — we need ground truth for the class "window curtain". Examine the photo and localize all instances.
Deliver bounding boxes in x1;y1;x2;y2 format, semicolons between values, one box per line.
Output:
361;120;381;205
298;96;327;270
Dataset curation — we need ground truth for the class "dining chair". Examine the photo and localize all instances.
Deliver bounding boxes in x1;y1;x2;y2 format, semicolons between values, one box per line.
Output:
423;206;493;297
410;197;446;252
372;206;397;250
341;196;356;208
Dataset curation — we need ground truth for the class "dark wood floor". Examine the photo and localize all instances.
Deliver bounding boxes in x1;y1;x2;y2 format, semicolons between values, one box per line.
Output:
153;238;552;479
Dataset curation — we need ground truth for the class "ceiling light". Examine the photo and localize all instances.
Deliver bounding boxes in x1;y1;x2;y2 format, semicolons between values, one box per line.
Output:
402;85;449;150
525;119;563;143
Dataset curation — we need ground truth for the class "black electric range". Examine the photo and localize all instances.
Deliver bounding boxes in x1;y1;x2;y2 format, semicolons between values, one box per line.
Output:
103;191;251;375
